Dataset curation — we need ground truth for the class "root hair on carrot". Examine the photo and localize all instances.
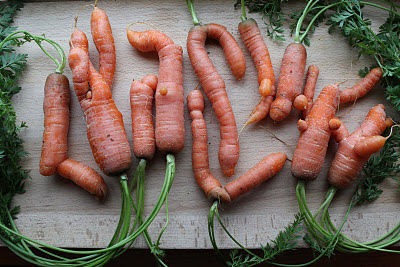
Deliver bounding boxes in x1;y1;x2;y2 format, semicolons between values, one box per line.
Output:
259;125;291;148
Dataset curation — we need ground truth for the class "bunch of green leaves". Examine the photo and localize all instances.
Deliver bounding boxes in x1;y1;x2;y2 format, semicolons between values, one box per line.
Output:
0;0;27;232
235;0;289;40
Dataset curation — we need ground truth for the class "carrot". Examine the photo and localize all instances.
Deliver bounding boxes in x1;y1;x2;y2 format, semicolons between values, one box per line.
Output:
340;67;383;103
238;18;276;127
91;4;116;89
331;121;349;143
57;159;107;201
130;74;157;160
39;73;70;176
127;29;185;153
291;84;340;180
188;90;231;203
224;153;287;202
270;43;307;122
69;30;131;176
299;65;319;118
328;104;390;189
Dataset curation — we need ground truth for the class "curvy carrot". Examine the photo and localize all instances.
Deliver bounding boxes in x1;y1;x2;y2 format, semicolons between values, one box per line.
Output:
224;153;286;202
328;104;390;188
188;90;231;203
57;159;108;201
127;29;185;153
340;67;383;103
291;84;340;180
91;4;116;89
39;73;70;176
130;74;157;160
300;65;319;118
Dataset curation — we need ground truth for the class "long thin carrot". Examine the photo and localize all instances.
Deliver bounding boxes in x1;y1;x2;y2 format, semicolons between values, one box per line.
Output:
39;73;70;176
328;104;390;188
301;65;319;118
188;90;231;203
340;67;383;103
291;83;340;180
57;159;108;201
127;29;185;153
91;4;116;89
130;74;157;160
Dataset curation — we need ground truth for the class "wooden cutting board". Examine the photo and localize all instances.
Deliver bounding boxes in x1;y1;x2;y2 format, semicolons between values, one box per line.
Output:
7;0;400;249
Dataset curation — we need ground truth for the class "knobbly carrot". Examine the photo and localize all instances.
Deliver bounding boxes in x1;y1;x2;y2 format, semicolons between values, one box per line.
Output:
127;29;185;153
340;67;383;103
188;90;231;203
291;84;340;180
39;73;70;176
224;153;287;202
69;30;131;176
91;3;116;90
238;18;276;127
328;104;390;188
130;74;157;160
299;65;319;118
331;121;349;143
57;159;108;201
270;43;307;122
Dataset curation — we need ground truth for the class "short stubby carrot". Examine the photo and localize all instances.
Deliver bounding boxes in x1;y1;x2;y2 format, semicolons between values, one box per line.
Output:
127;29;185;153
270;43;307;122
187;23;244;176
91;6;116;89
291;84;340;180
301;65;319;118
188;90;231;203
224;152;286;202
238;18;275;126
340;67;383;103
328;104;390;189
39;73;70;176
57;159;108;201
130;74;157;160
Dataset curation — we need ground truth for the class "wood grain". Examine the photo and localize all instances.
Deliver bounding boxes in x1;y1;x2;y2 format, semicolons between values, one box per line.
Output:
4;0;400;250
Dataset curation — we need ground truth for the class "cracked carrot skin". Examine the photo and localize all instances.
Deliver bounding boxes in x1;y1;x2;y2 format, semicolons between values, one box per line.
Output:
127;30;185;153
291;84;340;180
328;104;389;189
239;18;275;125
130;74;157;160
39;73;70;176
188;90;231;203
69;30;131;176
187;24;244;176
91;6;116;89
340;67;383;103
57;159;108;202
225;153;287;202
270;43;307;122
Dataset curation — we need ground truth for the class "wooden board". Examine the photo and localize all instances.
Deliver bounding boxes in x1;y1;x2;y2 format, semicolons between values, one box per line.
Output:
5;0;400;250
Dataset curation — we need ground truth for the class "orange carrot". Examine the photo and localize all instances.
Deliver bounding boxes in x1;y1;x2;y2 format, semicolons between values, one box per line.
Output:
300;65;319;118
224;153;287;202
270;43;307;122
331;122;349;143
187;23;244;176
69;30;131;176
328;104;390;188
238;18;276;127
127;29;185;153
291;84;340;180
57;159;108;201
130;74;157;160
39;73;70;176
91;5;116;89
340;67;383;103
188;90;231;203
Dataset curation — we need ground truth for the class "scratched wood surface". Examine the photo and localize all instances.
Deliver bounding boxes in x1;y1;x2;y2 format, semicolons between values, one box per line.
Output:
6;0;400;250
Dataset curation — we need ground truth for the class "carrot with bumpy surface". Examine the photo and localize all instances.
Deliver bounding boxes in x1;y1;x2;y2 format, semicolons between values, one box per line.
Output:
127;29;185;153
40;73;70;176
188;90;231;203
130;74;157;160
328;104;392;188
291;84;340;180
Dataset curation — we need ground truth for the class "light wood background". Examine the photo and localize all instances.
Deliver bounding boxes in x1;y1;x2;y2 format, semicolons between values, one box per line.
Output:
6;0;400;250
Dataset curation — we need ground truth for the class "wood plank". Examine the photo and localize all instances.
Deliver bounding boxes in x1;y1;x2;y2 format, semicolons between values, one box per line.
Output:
3;0;399;251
